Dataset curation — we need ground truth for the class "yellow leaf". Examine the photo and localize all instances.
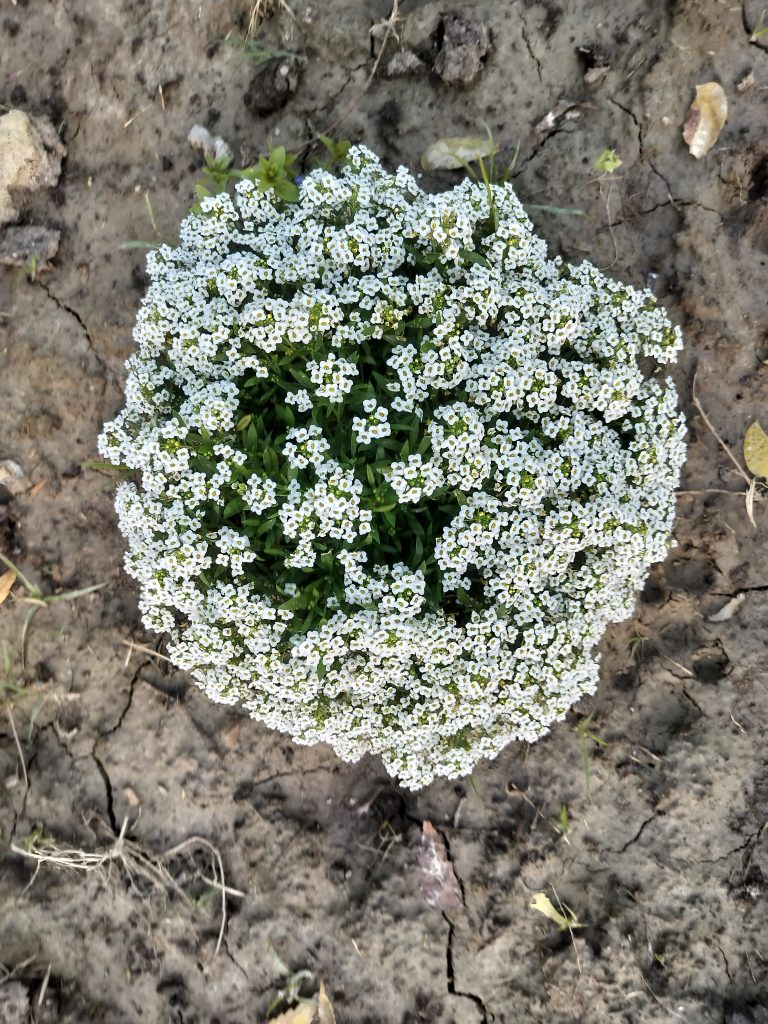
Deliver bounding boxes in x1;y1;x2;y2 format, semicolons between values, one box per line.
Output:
421;136;498;171
0;570;16;606
744;421;768;478
530;891;582;931
317;982;336;1024
682;82;727;159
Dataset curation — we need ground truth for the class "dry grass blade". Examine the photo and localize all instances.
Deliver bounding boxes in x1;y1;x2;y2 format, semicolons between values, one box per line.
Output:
6;706;28;793
323;0;400;134
10;821;241;958
691;372;758;527
246;0;294;38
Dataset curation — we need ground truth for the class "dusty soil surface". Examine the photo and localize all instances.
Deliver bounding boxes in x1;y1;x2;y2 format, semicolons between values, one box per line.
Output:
1;1;768;1021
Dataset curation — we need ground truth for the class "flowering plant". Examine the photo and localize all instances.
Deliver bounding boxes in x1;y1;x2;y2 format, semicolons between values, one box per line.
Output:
100;146;685;788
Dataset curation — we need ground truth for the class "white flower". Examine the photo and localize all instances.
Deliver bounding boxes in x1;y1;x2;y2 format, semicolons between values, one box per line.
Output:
100;145;686;791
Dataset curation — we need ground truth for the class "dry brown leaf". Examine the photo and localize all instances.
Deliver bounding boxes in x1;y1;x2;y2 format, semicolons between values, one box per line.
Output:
415;821;462;911
0;570;17;606
682;82;727;159
743;421;768;478
29;479;49;498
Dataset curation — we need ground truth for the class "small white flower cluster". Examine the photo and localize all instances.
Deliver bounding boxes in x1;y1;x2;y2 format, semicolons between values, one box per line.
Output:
100;146;685;789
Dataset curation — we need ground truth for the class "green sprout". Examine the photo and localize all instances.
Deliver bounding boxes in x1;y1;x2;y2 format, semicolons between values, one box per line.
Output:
595;148;623;174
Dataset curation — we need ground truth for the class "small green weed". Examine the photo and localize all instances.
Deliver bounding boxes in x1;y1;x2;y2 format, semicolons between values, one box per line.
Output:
573;711;609;799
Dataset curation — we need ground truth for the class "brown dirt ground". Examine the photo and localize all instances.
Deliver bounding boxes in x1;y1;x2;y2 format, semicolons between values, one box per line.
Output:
1;1;768;1021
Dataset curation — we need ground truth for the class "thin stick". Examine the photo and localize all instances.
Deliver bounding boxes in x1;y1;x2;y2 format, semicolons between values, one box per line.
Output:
691;372;757;526
323;0;400;135
691;373;752;486
121;639;173;664
37;963;52;1008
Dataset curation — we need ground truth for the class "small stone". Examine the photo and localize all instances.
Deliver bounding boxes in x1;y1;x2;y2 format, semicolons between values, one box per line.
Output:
0;110;65;227
243;57;303;117
433;14;490;87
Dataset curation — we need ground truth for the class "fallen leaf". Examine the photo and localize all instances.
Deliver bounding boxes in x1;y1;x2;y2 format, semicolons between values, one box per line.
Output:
415;820;462;911
682;82;727;159
29;479;48;498
421;136;497;171
267;984;335;1024
706;593;745;623
317;982;336;1024
270;1007;315;1024
0;570;16;606
530;891;582;930
743;421;768;477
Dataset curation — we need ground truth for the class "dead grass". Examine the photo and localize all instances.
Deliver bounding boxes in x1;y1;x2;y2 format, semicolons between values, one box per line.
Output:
11;819;243;958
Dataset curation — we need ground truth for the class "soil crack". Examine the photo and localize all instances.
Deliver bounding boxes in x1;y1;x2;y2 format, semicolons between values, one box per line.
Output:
432;824;490;1022
36;280;110;385
519;9;543;81
92;752;118;834
618;812;657;853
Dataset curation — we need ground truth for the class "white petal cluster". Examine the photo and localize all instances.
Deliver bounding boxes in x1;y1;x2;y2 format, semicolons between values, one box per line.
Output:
99;146;685;789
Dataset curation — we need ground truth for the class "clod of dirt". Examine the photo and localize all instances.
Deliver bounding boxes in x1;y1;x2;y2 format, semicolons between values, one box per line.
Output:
692;644;730;683
415;821;462;911
433;14;490;87
187;124;232;164
0;109;65;227
243;57;303;117
385;48;426;77
0;224;61;268
0;981;30;1024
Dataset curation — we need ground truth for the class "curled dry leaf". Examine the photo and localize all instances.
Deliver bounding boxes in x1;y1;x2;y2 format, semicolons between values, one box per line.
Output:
743;421;768;478
268;983;335;1024
421;136;497;171
0;570;16;606
682;82;727;159
415;820;462;911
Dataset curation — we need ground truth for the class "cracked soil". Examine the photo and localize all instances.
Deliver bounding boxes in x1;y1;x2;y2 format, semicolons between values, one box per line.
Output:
1;1;768;1021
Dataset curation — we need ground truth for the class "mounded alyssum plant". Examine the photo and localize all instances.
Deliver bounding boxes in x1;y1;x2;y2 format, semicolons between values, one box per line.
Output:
100;146;685;788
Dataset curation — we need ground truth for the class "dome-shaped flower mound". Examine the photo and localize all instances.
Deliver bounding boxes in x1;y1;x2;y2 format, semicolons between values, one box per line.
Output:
100;146;685;788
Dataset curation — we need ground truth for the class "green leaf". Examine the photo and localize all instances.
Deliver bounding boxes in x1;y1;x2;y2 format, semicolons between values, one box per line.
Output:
459;248;491;268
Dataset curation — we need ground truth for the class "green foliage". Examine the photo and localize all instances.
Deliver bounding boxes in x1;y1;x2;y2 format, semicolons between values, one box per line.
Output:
594;148;623;174
233;146;300;202
220;34;306;64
